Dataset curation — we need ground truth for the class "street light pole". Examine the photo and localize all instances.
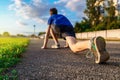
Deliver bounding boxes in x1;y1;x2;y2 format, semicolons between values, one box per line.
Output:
33;25;36;37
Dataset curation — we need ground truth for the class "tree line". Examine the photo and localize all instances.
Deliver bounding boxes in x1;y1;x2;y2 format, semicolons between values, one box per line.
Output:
74;0;120;33
0;32;26;37
0;32;45;37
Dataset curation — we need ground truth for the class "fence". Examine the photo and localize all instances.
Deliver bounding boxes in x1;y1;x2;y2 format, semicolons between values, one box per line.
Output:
76;29;120;39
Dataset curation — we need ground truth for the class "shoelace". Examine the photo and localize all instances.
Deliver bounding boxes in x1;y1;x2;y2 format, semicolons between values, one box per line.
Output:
86;50;94;58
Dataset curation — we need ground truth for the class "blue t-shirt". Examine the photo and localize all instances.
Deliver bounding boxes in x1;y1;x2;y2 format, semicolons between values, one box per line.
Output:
48;14;73;27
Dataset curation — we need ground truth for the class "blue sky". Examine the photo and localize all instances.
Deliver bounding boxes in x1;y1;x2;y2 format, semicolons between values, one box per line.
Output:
0;0;86;35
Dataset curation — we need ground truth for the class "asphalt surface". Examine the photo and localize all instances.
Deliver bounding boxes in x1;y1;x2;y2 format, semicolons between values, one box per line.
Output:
8;39;120;80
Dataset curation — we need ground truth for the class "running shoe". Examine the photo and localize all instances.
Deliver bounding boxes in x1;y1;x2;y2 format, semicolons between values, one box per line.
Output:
91;36;110;64
51;44;60;49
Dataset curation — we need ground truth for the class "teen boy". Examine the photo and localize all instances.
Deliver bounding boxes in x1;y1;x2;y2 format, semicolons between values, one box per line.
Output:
41;8;110;64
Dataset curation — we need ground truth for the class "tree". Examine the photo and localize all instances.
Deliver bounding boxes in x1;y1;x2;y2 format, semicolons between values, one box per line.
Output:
30;34;36;38
38;32;45;36
104;0;116;30
17;34;25;37
74;21;90;33
74;0;119;33
84;0;101;28
74;22;81;33
3;32;10;37
83;0;118;31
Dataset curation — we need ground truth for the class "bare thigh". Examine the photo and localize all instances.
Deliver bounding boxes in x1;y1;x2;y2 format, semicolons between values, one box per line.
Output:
65;36;89;53
65;36;77;50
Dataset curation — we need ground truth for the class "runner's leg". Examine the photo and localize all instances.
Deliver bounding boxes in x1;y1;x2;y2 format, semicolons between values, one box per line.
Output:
50;28;60;45
65;36;90;53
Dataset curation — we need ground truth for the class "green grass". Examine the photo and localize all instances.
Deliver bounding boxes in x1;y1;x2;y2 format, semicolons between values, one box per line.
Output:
0;37;29;79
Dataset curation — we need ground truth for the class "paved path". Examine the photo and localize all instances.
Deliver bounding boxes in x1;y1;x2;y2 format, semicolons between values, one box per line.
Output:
9;39;120;80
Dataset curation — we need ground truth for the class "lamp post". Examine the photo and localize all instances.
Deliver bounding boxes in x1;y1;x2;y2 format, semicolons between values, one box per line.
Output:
33;25;36;37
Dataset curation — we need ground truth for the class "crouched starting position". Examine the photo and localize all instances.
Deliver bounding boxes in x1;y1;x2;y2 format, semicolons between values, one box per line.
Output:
41;8;110;64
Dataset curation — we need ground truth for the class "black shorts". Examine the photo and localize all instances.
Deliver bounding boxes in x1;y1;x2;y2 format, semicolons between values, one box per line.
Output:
51;25;76;38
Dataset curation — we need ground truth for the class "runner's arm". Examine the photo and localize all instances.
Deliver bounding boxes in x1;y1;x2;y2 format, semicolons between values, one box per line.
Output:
41;25;51;49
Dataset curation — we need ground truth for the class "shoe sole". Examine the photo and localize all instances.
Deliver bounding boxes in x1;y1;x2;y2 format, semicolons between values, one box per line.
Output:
94;36;110;64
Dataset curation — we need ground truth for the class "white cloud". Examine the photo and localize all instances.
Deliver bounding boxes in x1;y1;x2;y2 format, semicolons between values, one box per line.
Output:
9;0;50;24
54;0;67;4
16;20;28;27
9;0;86;25
54;0;86;18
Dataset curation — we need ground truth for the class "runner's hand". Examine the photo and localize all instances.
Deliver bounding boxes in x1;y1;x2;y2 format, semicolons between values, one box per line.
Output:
41;46;47;49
